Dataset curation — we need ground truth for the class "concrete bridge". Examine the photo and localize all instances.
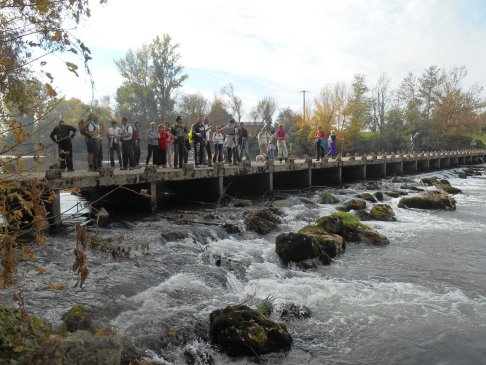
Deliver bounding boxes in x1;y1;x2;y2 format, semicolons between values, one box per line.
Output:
3;149;486;226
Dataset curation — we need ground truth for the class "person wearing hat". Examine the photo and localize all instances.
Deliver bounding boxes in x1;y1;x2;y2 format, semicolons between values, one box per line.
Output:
50;120;77;171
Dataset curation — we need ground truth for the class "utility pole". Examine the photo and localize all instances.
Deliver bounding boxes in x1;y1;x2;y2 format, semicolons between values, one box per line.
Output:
299;90;309;122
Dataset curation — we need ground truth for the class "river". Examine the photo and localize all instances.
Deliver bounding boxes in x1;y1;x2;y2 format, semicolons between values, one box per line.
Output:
2;166;486;364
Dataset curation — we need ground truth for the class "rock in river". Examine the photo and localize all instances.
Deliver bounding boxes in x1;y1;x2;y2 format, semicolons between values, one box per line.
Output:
398;191;456;211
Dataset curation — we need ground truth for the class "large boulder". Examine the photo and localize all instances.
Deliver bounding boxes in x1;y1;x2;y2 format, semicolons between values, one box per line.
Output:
209;305;292;357
337;199;367;212
326;212;390;246
369;204;396;221
398;191;456;211
373;191;384;202
297;227;346;257
315;215;343;234
244;206;283;234
275;232;333;265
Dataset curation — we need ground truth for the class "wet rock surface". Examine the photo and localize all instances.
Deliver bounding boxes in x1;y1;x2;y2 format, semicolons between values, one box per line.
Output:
398;191;456;211
209;305;292;357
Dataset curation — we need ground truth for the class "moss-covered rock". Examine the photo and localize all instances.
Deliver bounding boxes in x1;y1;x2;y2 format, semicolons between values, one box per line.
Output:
400;184;424;192
209;305;292;357
62;304;92;333
315;215;343;234
337;199;367;212
329;212;390;246
385;191;408;198
244;206;283;234
374;191;384;201
419;177;462;194
398;191;456;210
319;192;340;204
275;232;333;265
369;204;396;221
297;227;345;258
355;193;378;202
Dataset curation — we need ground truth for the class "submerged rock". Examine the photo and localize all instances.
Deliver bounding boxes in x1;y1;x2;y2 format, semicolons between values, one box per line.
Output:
398;191;456;211
419;177;462;194
337;199;367;212
369;204;396;221
319;192;340;204
209;305;292;357
62;304;92;333
400;184;424;192
355;193;378;203
373;191;384;202
279;303;311;321
244;206;283;235
275;232;334;265
30;330;123;365
384;191;408;198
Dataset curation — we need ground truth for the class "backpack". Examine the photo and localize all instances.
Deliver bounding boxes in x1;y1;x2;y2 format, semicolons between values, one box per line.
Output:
78;120;89;136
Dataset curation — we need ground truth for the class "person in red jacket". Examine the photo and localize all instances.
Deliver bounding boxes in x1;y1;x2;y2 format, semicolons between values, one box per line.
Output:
314;125;327;160
157;124;170;168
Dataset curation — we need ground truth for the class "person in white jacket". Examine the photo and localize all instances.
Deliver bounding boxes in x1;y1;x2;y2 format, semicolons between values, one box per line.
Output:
257;128;270;157
212;125;225;162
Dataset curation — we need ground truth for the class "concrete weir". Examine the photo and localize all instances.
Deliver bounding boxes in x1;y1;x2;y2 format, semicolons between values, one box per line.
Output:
4;149;485;226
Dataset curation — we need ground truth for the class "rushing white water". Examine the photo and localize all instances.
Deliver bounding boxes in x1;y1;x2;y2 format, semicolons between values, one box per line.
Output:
2;167;486;364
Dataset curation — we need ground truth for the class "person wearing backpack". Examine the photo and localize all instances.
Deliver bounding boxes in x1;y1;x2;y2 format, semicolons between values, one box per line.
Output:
50;120;77;171
120;117;135;170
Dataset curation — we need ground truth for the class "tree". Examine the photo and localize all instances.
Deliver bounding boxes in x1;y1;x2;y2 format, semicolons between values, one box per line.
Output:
250;97;277;131
221;83;243;122
177;93;209;124
418;65;444;120
115;46;157;127
313;82;347;132
371;74;391;134
1;0;106;288
207;96;232;126
151;35;188;121
345;74;372;132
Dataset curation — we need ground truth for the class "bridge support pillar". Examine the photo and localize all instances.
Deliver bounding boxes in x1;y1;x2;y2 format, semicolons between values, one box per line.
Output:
451;157;459;167
218;176;224;198
47;189;62;228
440;158;450;169
150;182;157;212
465;156;472;165
429;159;440;170
403;160;418;174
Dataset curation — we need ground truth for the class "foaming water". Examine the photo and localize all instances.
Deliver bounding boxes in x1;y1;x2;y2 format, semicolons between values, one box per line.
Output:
2;166;486;364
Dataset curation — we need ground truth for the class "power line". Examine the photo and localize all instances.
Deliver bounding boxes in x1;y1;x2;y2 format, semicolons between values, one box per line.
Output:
299;90;309;121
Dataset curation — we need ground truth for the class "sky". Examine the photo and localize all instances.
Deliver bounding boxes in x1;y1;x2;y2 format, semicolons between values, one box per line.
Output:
50;0;486;119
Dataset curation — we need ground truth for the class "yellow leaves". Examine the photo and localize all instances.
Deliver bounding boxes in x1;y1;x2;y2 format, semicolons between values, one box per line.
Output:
35;234;47;245
70;187;81;196
7;119;29;145
48;281;65;290
13;345;24;353
53;30;62;42
36;0;52;13
139;189;151;198
21;245;37;262
35;267;47;273
66;62;79;77
45;72;54;82
47;190;58;203
0;58;10;66
45;83;57;97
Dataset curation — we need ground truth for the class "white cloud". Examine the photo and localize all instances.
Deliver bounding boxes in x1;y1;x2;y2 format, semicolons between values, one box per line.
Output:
52;0;486;117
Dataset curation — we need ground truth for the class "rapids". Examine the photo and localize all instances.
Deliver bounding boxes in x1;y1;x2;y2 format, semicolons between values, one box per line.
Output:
1;166;486;364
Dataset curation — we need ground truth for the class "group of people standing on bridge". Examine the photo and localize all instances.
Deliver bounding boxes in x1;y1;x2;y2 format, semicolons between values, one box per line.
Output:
49;113;339;172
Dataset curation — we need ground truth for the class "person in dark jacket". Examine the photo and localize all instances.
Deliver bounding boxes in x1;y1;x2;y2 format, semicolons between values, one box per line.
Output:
171;116;188;169
50;120;76;171
192;116;206;166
